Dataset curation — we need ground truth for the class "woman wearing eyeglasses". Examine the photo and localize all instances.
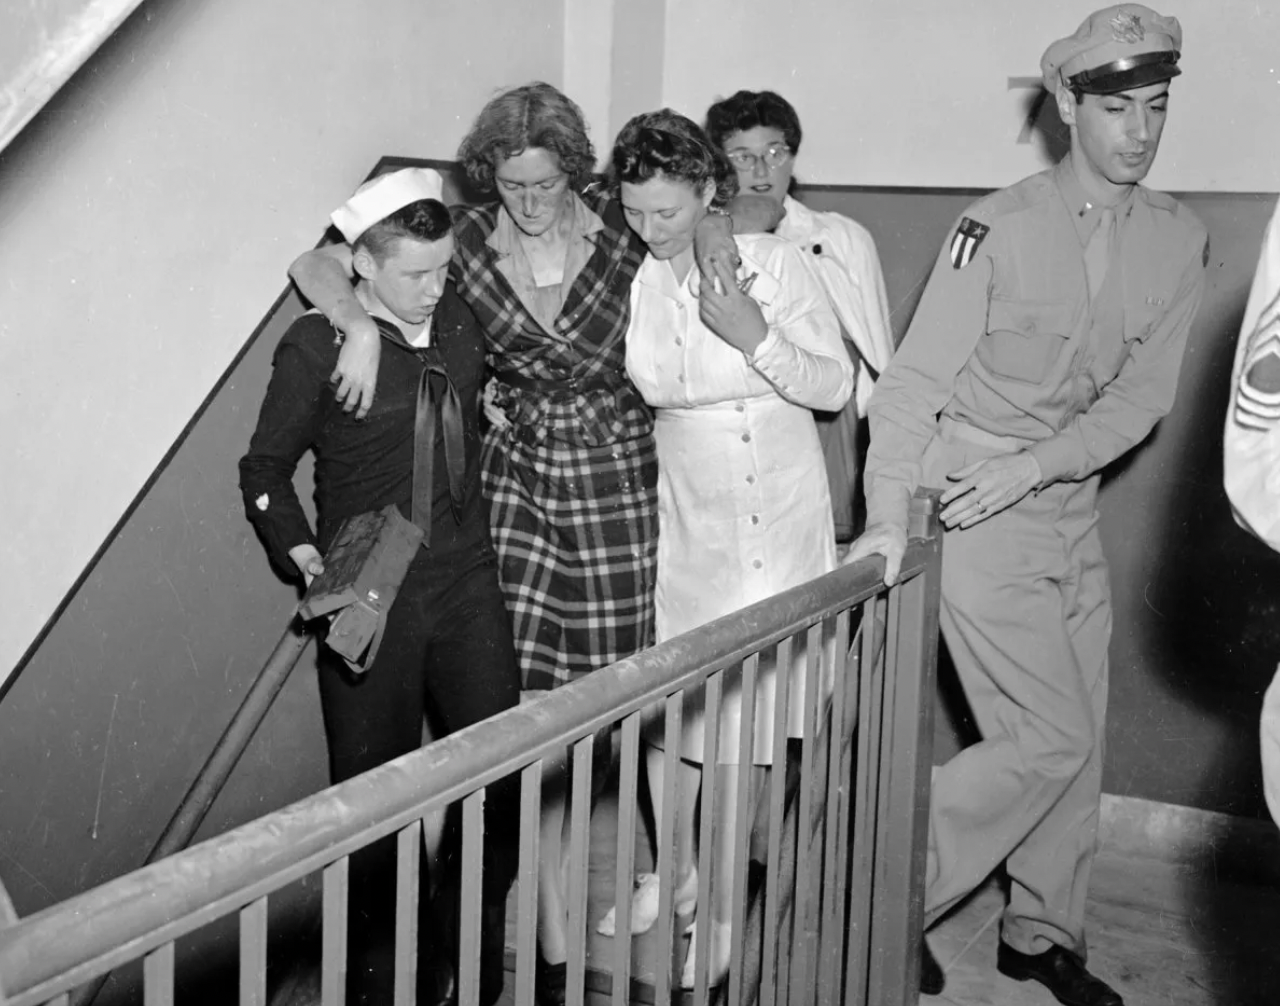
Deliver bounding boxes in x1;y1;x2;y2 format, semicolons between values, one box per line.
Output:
706;91;896;542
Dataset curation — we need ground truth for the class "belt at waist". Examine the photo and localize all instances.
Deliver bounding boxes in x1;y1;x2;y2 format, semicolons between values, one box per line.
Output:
938;415;1035;452
495;369;628;400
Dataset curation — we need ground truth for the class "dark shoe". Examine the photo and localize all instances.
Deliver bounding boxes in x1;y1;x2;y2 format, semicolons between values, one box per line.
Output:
920;937;945;995
535;957;567;1006
997;942;1123;1006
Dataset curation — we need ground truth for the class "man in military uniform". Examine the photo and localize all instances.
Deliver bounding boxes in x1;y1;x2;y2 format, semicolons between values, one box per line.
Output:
847;6;1207;1004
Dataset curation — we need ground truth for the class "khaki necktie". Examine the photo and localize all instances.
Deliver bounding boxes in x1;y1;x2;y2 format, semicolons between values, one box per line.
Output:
1084;206;1117;301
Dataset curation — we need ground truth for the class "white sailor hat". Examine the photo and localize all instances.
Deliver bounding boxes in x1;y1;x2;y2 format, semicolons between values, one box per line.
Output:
330;167;445;243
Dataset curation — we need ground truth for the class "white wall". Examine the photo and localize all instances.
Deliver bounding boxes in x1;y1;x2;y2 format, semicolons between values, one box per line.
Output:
662;0;1280;192
563;0;615;165
562;0;669;167
0;0;565;678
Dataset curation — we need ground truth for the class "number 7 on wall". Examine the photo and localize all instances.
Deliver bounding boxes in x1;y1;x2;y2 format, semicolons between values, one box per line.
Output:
1007;76;1050;144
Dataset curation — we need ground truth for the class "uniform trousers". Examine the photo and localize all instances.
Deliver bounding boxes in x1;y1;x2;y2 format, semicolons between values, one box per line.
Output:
317;544;522;1004
921;423;1111;958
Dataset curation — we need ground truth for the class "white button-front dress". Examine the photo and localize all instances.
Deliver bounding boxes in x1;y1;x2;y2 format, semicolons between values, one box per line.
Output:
626;232;855;764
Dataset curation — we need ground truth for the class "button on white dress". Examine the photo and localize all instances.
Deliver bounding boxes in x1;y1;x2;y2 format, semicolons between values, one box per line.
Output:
626;233;854;763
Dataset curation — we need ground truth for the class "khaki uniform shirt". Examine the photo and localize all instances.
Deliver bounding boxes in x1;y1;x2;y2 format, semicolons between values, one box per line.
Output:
865;160;1208;531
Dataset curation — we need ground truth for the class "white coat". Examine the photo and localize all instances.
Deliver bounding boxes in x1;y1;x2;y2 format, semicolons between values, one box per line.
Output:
777;195;895;414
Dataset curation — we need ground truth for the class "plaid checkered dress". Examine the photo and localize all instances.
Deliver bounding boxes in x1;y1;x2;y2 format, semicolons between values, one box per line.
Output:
452;192;658;690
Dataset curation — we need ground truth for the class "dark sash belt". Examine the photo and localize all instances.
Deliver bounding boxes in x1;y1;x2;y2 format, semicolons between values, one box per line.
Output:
494;368;628;401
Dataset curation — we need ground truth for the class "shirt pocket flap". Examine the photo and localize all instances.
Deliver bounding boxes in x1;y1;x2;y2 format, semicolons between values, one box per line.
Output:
978;299;1074;385
986;298;1073;339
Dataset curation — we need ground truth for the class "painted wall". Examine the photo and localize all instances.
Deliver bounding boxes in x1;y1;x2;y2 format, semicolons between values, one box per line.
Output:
0;0;565;681
661;0;1280;192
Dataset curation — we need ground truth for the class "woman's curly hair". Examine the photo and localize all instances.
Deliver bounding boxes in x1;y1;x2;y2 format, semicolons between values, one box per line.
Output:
608;109;738;207
457;82;596;193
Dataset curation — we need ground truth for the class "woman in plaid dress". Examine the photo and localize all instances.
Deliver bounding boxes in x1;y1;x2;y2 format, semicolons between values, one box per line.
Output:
451;86;657;692
450;88;657;1002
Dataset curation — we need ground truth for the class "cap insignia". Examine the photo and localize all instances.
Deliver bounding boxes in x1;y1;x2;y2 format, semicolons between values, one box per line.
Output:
1110;10;1145;43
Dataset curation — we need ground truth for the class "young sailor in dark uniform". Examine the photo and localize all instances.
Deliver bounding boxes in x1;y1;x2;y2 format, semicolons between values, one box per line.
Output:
847;7;1207;1004
239;168;520;1006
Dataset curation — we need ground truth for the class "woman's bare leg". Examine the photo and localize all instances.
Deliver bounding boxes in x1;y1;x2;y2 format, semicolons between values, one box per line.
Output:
645;742;698;887
536;749;570;965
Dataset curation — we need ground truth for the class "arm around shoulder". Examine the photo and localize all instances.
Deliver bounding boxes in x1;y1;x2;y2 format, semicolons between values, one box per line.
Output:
289;242;380;418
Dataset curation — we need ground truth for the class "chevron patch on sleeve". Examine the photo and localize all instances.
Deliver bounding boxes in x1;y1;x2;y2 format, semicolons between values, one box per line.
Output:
950;217;990;269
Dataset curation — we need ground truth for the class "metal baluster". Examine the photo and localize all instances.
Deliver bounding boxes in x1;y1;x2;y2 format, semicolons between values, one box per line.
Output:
761;637;793;1006
790;623;825;1006
818;610;852;1005
515;762;543;1006
845;595;886;1006
728;652;758;1006
867;584;905;1005
459;791;486;1006
610;712;642;1006
690;668;723;1005
240;896;268;1006
142;942;174;1006
322;856;350;1006
828;605;865;1004
653;691;683;1006
867;509;941;1006
565;735;594;1006
393;819;423;1006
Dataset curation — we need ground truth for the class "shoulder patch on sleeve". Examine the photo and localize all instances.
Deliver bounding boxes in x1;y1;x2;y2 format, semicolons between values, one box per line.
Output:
949;217;990;270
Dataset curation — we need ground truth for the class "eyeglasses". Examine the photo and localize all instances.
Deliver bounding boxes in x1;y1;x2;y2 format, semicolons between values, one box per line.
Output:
725;144;793;172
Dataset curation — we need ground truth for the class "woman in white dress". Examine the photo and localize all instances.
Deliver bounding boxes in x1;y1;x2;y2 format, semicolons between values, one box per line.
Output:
597;109;854;987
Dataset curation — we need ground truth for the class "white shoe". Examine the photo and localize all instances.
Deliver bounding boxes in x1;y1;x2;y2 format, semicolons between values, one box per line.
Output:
679;918;733;990
595;868;697;937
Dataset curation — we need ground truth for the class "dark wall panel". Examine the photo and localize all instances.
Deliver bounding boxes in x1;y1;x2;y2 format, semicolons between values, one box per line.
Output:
2;167;1276;926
